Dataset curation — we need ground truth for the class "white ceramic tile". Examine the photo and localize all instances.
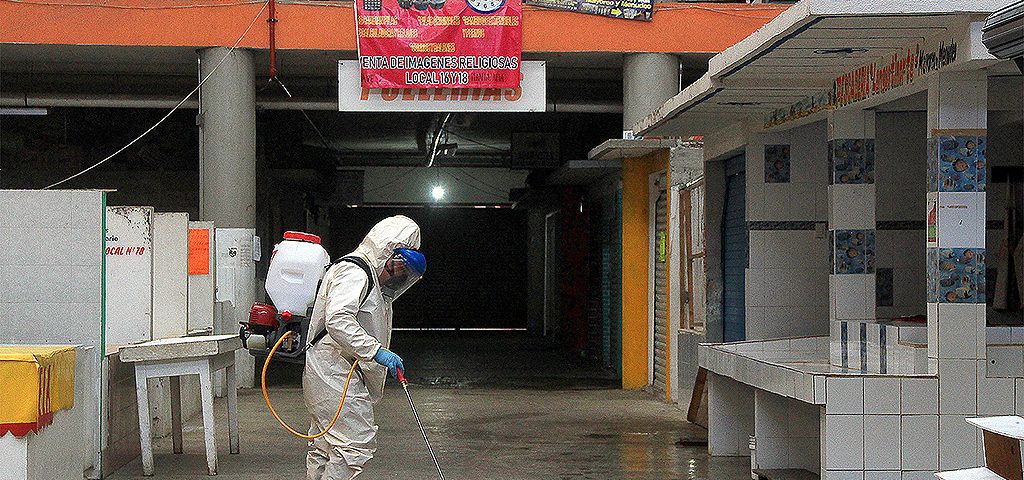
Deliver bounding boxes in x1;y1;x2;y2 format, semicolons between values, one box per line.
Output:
938;414;978;470
70;227;103;267
986;345;1024;378
936;304;980;360
833;275;873;321
826;377;864;414
754;390;787;439
978;314;989;365
936;192;985;249
864;377;900;414
827;471;865;480
829;184;876;230
863;415;900;470
1018;379;1024;415
977;360;1015;416
3;227;73;267
815;375;827;404
0;191;74;229
746;269;769;308
1012;327;1024;345
938;359;978;415
864;472;899;480
900;415;939;471
71;190;104;229
985;327;1010;344
70;265;102;304
900;472;935;480
2;265;73;303
824;414;864;470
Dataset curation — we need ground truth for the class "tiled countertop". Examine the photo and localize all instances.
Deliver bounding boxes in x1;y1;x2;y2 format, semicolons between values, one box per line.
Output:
698;336;935;406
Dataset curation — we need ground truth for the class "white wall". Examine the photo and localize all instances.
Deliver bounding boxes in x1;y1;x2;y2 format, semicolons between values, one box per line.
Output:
745;121;831;339
0;189;106;475
105;206;154;347
152;212;189;340
360;167;528;204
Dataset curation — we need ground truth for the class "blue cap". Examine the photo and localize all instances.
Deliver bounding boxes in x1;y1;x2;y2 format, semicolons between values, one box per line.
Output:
395;248;426;275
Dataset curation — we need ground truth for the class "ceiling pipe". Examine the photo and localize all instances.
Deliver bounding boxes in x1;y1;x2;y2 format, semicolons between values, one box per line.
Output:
1;92;624;113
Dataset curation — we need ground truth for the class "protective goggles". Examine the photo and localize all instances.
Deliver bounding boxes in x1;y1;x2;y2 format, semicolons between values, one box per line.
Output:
379;248;426;299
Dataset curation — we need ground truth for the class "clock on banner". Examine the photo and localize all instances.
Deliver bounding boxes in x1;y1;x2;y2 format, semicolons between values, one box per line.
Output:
466;0;505;14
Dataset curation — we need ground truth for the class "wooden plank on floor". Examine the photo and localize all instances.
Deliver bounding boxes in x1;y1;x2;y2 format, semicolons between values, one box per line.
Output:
687;367;707;425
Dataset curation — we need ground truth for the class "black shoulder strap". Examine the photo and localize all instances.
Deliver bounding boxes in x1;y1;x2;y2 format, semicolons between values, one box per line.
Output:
308;256;375;349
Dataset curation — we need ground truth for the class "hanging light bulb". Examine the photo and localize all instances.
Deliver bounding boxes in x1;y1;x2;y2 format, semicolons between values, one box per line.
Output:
431;185;446;201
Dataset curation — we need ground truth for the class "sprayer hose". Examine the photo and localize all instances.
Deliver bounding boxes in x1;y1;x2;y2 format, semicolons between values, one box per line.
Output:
261;330;357;440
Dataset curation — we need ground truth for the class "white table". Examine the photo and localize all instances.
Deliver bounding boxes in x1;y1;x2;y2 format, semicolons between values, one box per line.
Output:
119;335;241;476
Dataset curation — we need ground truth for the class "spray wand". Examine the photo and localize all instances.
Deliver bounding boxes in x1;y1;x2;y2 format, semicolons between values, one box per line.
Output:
396;368;446;480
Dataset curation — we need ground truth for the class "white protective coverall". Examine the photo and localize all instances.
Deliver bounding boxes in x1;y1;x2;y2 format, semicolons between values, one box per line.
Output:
304;215;421;480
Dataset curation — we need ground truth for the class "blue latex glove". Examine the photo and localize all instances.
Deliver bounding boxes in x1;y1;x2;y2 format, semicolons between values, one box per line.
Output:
373;348;405;379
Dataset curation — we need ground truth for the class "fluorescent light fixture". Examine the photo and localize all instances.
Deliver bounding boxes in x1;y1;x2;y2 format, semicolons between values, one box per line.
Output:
431;185;446;201
0;107;48;116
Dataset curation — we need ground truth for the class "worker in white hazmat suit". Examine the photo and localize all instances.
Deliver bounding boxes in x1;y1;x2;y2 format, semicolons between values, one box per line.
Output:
304;215;425;479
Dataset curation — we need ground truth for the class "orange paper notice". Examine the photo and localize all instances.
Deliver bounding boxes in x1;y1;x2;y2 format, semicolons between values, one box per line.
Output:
188;228;210;275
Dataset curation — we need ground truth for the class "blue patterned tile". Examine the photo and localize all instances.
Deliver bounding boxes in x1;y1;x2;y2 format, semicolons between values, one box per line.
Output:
833;229;875;274
764;144;791;183
936;135;986;192
934;247;986;303
830;138;875;184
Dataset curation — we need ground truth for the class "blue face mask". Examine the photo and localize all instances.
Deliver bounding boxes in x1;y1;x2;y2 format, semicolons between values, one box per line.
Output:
379;248;426;299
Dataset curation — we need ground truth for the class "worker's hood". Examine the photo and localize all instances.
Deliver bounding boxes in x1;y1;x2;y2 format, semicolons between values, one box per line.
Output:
353;215;422;275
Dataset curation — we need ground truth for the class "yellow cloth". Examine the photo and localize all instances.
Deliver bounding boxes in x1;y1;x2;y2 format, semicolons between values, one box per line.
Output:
0;346;76;437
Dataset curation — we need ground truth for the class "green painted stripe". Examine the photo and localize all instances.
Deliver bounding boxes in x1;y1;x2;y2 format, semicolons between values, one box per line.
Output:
99;192;106;474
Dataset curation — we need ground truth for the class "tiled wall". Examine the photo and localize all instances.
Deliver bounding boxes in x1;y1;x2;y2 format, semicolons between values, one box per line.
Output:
754;389;820;473
0;189;106;474
745;121;830;340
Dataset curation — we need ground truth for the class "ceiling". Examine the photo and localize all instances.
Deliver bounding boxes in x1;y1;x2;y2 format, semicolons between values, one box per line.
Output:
635;0;1023;138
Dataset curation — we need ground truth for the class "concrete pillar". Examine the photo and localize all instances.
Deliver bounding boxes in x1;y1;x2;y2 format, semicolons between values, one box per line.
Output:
827;109;876;371
199;47;257;388
622;53;679;136
199;47;256;228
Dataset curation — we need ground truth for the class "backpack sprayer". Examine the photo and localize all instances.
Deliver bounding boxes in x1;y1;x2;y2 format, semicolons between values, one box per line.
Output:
238;231;446;478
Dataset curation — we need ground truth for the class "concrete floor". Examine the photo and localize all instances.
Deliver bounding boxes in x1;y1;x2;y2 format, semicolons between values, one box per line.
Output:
109;332;751;479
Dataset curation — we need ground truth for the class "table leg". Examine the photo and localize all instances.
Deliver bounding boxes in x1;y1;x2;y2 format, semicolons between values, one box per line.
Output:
226;362;240;454
134;369;155;476
199;364;218;476
169;376;183;454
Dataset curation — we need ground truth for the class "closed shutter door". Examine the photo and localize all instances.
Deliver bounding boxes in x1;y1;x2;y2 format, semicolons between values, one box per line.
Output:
611;188;623;376
653;173;669;397
722;155;747;342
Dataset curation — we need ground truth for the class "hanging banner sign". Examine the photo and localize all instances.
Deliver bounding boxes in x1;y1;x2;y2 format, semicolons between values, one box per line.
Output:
339;60;545;112
524;0;651;21
355;0;522;89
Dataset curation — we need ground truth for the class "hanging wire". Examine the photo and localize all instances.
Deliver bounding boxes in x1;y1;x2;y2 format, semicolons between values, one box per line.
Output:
426;113;452;168
362;166;420;195
41;0;270;189
445;130;509;153
439;169;507;201
456;167;511;195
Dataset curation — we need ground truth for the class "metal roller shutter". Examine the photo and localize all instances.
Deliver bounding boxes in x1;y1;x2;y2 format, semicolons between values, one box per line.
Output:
722;155;747;342
653;173;669;397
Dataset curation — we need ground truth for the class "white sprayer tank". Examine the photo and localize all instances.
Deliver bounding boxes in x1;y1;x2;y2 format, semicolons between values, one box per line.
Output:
265;231;331;316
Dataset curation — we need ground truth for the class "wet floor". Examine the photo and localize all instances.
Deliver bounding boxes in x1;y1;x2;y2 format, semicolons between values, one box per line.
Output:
110;332;751;479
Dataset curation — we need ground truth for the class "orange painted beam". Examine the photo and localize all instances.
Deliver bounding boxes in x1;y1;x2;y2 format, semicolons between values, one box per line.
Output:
0;1;785;53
